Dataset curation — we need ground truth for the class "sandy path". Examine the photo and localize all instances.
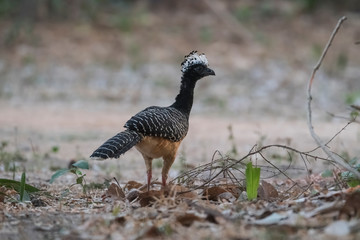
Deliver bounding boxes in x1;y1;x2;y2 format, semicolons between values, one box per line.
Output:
1;102;359;182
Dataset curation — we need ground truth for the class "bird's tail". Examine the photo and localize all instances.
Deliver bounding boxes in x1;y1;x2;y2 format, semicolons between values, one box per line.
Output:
90;130;142;160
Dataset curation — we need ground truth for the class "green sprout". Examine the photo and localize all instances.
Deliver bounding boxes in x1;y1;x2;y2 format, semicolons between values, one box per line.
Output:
246;162;261;200
50;160;89;194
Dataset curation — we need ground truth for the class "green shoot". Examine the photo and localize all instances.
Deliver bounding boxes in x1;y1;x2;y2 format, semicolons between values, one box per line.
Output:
246;162;261;200
0;173;41;202
339;157;360;187
50;160;89;194
19;172;26;202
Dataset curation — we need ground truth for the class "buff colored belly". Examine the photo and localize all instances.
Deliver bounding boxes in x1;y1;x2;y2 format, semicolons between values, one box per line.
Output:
135;136;181;159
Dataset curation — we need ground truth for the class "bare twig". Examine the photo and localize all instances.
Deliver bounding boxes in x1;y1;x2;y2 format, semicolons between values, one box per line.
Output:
305;120;355;153
294;182;314;200
173;144;335;195
306;16;360;179
326;112;359;124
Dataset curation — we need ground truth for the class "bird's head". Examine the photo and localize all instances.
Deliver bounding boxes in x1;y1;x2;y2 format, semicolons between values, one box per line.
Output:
181;51;215;81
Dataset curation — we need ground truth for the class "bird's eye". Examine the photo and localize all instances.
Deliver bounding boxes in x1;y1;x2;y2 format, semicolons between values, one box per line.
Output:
195;65;204;72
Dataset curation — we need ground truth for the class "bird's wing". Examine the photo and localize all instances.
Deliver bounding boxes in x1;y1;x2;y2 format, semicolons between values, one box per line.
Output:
124;106;188;142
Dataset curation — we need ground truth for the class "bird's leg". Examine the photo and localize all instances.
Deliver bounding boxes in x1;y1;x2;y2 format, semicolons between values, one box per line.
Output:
143;155;153;191
147;169;152;191
162;174;167;187
162;155;176;188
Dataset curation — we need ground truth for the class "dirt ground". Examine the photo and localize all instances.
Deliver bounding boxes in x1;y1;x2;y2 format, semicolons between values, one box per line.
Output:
1;2;360;239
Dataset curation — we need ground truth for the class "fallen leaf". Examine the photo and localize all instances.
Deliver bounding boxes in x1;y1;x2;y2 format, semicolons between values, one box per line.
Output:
203;186;227;201
126;180;143;190
106;183;125;200
218;192;236;202
126;188;140;202
339;191;360;219
168;184;198;199
176;213;202;227
258;180;279;200
224;184;242;199
138;190;163;207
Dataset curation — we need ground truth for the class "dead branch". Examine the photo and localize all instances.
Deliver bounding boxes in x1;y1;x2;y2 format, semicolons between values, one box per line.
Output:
172;143;336;195
306;16;360;179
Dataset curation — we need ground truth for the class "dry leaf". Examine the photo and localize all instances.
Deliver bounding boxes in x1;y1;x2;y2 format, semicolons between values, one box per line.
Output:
224;184;242;199
258;180;279;200
218;192;236;202
126;180;143;190
138;190;163;207
126;188;140;202
106;183;125;200
203;186;228;201
169;184;198;199
339;191;360;219
176;213;202;227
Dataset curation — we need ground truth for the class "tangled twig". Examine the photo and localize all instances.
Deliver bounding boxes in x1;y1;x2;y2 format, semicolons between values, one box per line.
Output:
171;144;335;194
306;16;360;179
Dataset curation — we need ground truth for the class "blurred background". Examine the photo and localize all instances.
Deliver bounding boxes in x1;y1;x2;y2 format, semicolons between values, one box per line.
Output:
0;0;359;179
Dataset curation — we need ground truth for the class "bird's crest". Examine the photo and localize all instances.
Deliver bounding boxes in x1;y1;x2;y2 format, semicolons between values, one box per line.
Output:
181;50;209;73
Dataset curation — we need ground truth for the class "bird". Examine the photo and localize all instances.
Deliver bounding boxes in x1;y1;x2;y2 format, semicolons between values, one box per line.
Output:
90;51;215;191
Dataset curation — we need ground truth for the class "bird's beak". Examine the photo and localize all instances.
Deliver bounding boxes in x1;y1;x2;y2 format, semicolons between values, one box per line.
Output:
205;67;216;76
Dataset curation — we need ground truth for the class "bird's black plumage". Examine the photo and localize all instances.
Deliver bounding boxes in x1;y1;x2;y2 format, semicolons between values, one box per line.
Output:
124;106;188;142
90;130;142;159
90;51;215;161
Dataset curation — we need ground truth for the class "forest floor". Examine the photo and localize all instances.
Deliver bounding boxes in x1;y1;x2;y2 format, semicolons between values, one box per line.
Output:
1;3;360;239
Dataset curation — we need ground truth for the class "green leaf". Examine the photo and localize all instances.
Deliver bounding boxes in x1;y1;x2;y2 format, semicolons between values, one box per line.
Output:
75;169;83;176
347;179;360;187
49;169;70;184
246;162;261;201
72;160;89;169
0;178;41;193
340;170;360;187
19;172;25;202
76;176;84;185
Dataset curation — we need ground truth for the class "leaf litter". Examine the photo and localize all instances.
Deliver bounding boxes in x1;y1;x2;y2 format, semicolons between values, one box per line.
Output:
1;153;360;240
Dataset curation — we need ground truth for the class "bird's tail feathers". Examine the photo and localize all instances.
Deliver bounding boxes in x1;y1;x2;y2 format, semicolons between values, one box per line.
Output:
90;130;142;160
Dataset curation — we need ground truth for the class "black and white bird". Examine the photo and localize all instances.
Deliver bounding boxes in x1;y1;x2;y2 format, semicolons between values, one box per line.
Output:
90;51;215;190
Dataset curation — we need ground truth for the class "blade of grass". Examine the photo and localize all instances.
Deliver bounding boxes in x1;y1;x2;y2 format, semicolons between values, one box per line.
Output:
246;162;261;200
0;178;41;192
19;172;25;202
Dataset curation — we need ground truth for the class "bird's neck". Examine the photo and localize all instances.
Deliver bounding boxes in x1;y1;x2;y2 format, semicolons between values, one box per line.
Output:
171;73;197;116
